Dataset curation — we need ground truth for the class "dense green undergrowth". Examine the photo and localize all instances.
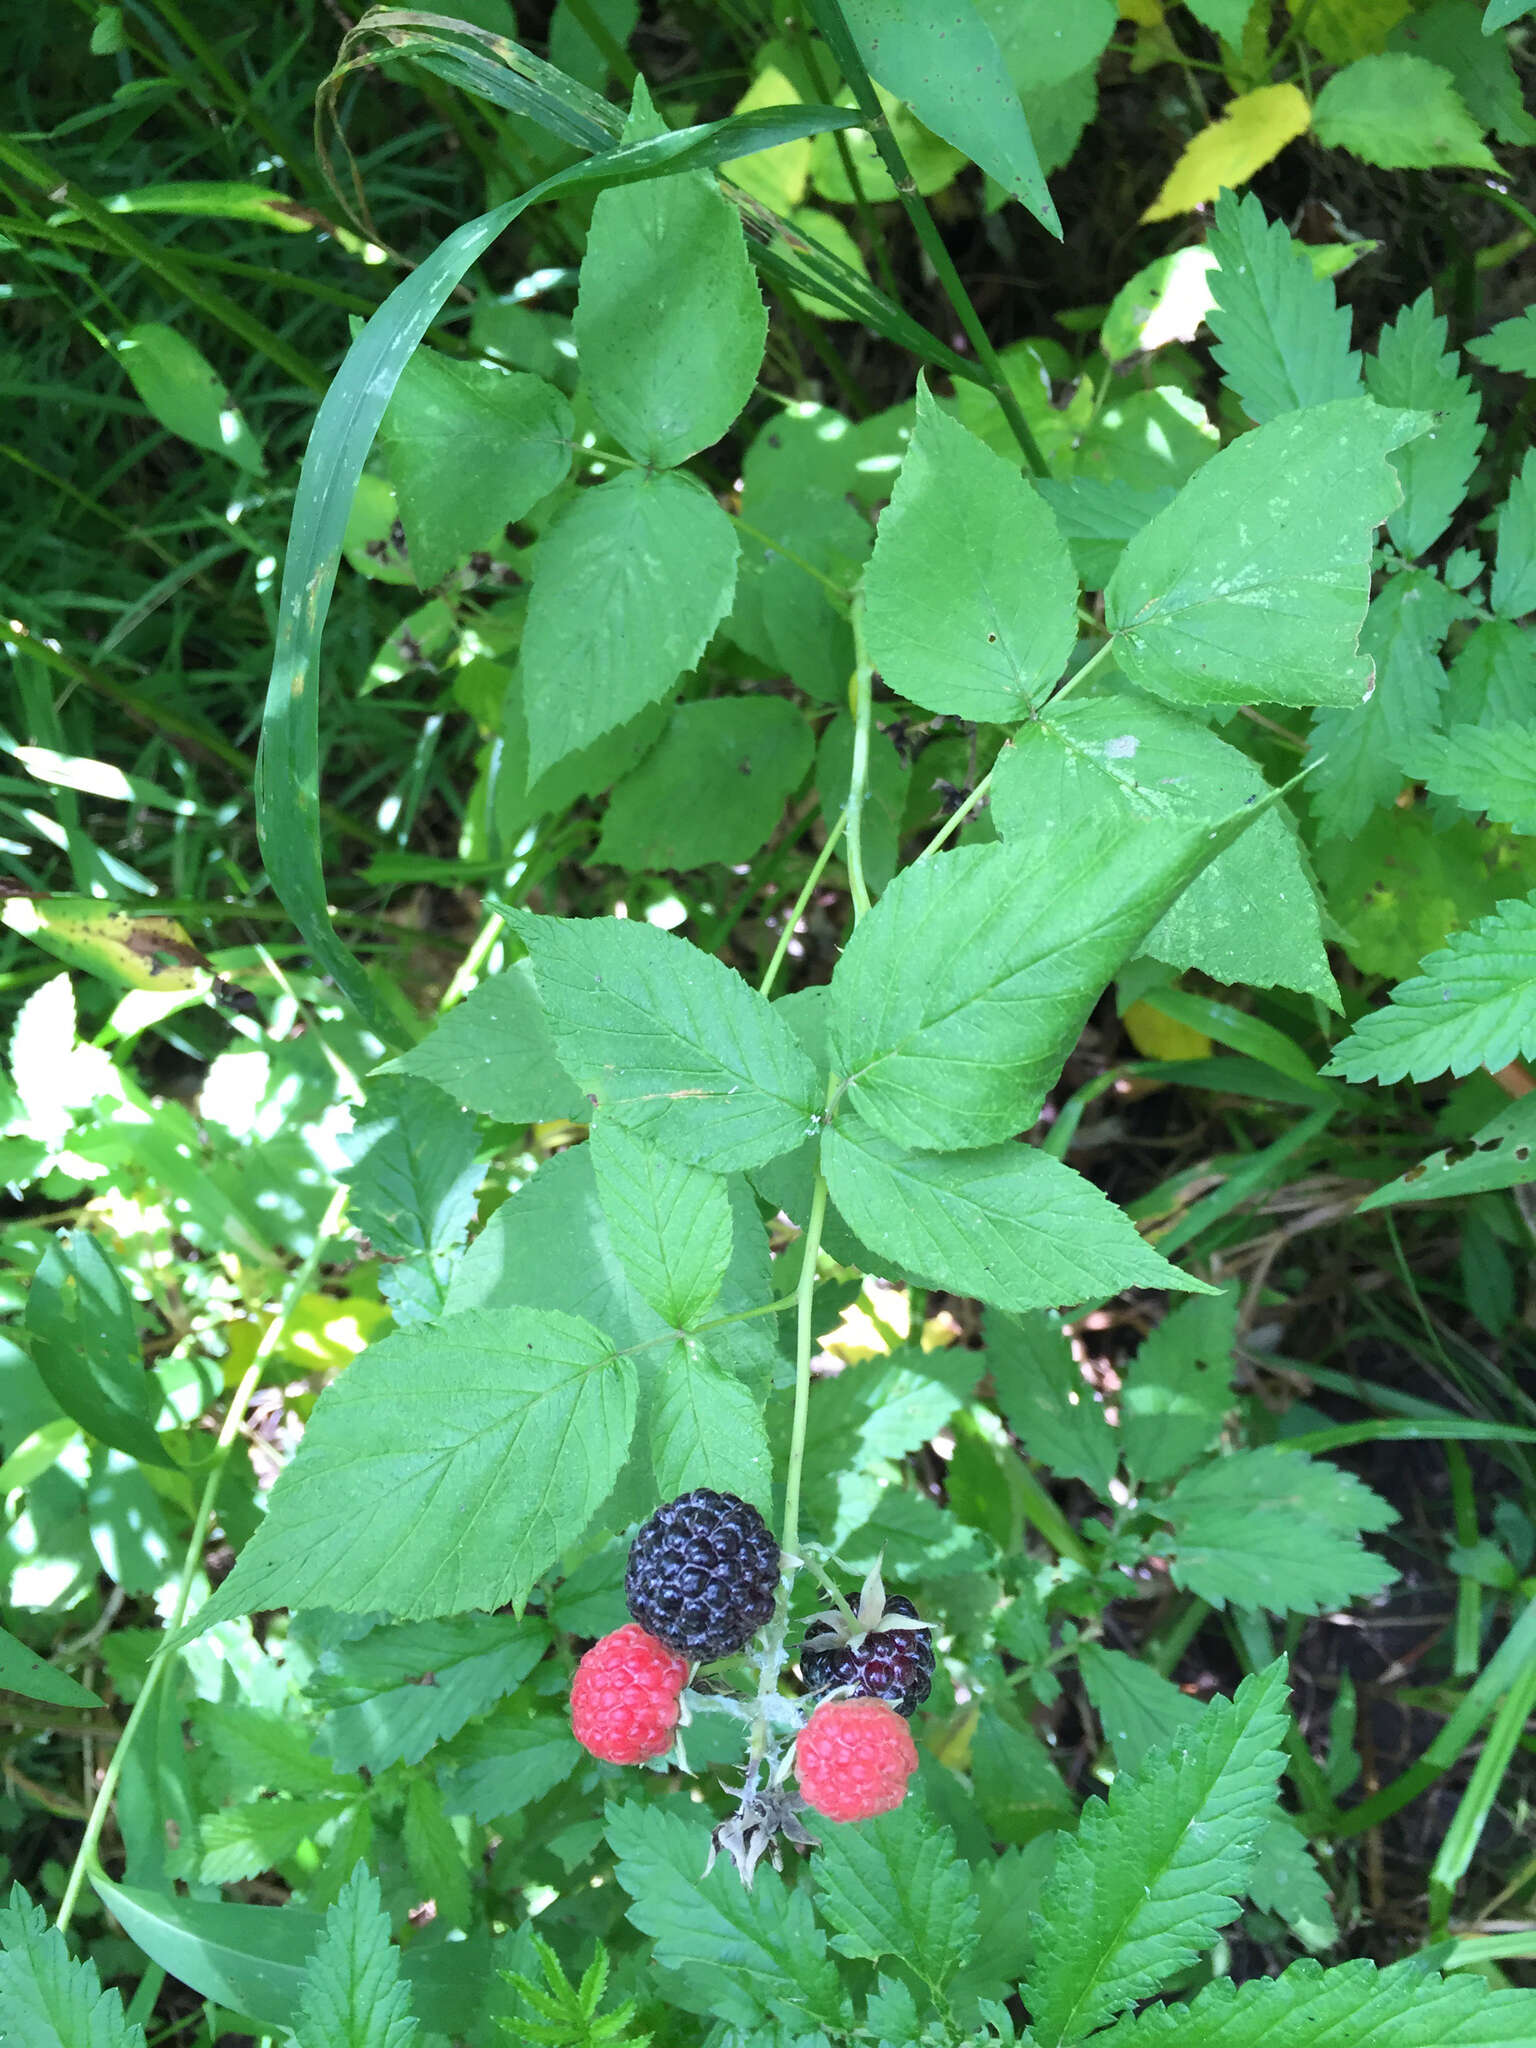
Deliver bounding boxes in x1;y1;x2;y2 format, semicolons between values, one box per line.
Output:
2;4;1536;2044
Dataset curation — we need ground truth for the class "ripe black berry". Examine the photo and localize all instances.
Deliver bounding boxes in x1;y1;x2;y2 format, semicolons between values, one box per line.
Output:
799;1595;935;1718
625;1489;780;1663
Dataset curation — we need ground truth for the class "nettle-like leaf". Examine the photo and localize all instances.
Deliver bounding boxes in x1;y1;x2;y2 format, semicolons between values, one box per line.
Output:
1204;188;1362;424
590;1121;732;1328
574;80;766;468
379;960;587;1125
1087;1953;1536;2048
828;831;1249;1154
1139;85;1311;225
992;684;1337;1005
1158;1446;1399;1613
861;382;1077;722
1311;53;1498;171
436;1706;581;1826
339;1075;481;1328
1444;619;1534;729
291;1865;417;2048
821;1116;1212;1312
199;1797;345;1885
1120;1285;1237;1487
1404;720;1536;835
309;1613;550;1773
1468;305;1536;376
520;470;739;781
986;1310;1117;1496
402;1776;470;1930
193;1307;636;1623
649;1338;773;1509
607;1801;851;2035
378;351;573;588
1325;892;1536;1084
1078;1644;1202;1773
1491;448;1536;619
0;1880;146;2048
511;911;821;1172
813;1801;980;1995
1106;399;1426;707
1365;291;1484;558
1021;1661;1289;2046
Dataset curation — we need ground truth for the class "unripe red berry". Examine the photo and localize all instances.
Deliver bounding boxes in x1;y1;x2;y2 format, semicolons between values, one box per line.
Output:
795;1697;918;1822
571;1623;689;1765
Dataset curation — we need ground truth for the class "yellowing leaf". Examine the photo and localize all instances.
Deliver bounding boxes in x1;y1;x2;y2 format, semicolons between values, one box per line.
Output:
1118;0;1163;20
2;896;209;992
786;206;871;322
1123;1000;1214;1062
726;65;809;211
1141;84;1311;221
1289;0;1409;64
221;1293;391;1386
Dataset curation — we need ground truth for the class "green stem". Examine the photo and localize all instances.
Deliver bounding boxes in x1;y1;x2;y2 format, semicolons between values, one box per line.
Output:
57;1188;349;1932
805;2;1047;477
1014;1461;1091;1570
1046;634;1119;709
759;811;846;997
917;763;995;863
845;613;875;920
782;1130;834;1563
561;0;639;86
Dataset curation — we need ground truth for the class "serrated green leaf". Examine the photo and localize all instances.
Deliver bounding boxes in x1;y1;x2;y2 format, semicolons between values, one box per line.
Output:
1312;53;1498;169
379;353;572;588
822;1116;1211;1312
1021;1662;1290;2045
1365;291;1484;557
1121;1287;1237;1486
1468;306;1536;375
402;1777;470;1930
292;1864;418;2048
1360;1091;1536;1209
986;1310;1117;1495
1159;1447;1398;1612
972;1709;1077;1845
1078;1644;1203;1772
1247;1815;1337;1949
828;830;1248;1154
1035;478;1176;589
814;1803;980;1992
1491;449;1536;619
1404;721;1536;834
310;1614;550;1773
1306;572;1453;841
1325;892;1536;1083
649;1340;773;1510
574;80;766;468
838;0;1061;236
595;697;814;872
607;1800;850;2033
1087;1953;1536;2048
25;1231;171;1470
1391;2;1536;146
1205;189;1362;424
190;1307;636;1624
992;683;1337;1003
339;1077;480;1260
861;383;1077;721
191;1700;344;1800
199;1796;344;1884
1106;400;1424;707
0;1881;146;2048
511;911;821;1172
591;1121;732;1327
379;960;587;1124
436;1707;582;1824
521;470;738;781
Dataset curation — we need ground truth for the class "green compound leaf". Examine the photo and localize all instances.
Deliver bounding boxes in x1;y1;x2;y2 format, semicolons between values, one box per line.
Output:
590;1120;733;1328
575;81;766;468
649;1339;773;1511
0;1880;146;2048
607;1800;851;2034
511;910;821;1172
821;1115;1212;1312
292;1864;418;2048
1205;189;1362;424
1360;1091;1536;1211
1306;571;1455;843
1491;449;1536;619
378;959;588;1125
1021;1661;1290;2046
987;1310;1118;1495
1468;306;1536;375
1365;291;1484;558
1085;1953;1536;2048
1324;892;1536;1084
862;383;1077;721
199;1799;347;1887
25;1230;173;1470
378;352;572;588
1404;720;1536;835
192;1307;636;1623
829;831;1244;1154
836;0;1061;237
993;683;1337;1004
310;1613;550;1774
1106;400;1425;707
521;469;739;782
814;1802;980;1994
1159;1446;1399;1612
595;696;814;872
1311;54;1498;171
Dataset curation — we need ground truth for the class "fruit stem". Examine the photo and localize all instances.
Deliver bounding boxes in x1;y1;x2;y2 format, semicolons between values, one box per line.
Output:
845;602;875;923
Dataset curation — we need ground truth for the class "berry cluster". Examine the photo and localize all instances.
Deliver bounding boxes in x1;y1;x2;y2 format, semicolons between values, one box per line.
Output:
799;1593;936;1718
